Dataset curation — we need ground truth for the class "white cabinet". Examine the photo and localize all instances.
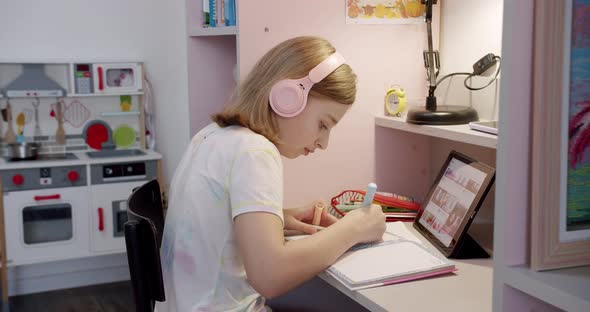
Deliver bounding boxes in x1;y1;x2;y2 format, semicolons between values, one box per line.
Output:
90;181;145;254
3;186;90;266
68;62;144;97
0;62;144;99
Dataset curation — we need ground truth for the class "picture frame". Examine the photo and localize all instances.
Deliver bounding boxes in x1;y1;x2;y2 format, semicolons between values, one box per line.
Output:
530;0;590;271
345;0;425;25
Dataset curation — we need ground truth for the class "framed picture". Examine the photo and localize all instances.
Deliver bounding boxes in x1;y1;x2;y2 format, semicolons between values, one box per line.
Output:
346;0;425;25
530;0;590;271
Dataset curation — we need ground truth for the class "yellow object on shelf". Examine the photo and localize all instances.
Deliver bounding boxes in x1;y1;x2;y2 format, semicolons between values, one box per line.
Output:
120;103;132;112
384;87;406;117
120;95;132;112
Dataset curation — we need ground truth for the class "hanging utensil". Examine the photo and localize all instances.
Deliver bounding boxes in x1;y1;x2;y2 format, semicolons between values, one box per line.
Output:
63;99;90;128
4;99;16;143
1;107;6;122
32;97;41;137
55;98;66;144
16;112;25;135
15;112;25;143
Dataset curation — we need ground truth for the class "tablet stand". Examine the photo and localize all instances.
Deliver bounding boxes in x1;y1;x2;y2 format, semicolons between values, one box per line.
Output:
450;233;490;259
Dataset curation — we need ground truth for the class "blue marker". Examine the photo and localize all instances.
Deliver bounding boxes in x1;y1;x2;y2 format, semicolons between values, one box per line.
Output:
361;183;378;207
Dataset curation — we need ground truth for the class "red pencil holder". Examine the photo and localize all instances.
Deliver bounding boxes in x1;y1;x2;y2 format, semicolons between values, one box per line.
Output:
329;190;420;218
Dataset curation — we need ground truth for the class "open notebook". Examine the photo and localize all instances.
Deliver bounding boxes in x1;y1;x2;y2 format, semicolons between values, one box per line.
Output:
286;222;456;291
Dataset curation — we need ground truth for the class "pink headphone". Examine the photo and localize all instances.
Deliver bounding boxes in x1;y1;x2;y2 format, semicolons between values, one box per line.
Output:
269;52;346;117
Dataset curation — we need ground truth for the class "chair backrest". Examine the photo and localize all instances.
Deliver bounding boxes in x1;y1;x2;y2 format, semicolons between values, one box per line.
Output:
125;179;166;312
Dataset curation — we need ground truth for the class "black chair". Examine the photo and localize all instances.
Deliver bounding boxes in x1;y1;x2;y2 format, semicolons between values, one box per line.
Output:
125;179;166;312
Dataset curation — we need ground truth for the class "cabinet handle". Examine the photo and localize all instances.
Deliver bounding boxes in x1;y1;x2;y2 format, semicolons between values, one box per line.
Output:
34;194;61;201
97;67;104;91
98;207;104;231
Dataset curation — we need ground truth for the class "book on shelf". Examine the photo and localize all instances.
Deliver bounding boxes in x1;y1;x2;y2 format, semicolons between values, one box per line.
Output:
202;0;210;27
209;0;217;27
286;222;456;291
224;0;236;26
202;0;236;28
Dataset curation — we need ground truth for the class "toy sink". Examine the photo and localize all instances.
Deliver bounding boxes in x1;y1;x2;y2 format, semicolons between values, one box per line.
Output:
86;149;146;158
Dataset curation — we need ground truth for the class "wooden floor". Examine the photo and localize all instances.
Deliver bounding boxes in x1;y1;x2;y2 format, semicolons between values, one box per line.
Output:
1;281;135;312
0;277;369;312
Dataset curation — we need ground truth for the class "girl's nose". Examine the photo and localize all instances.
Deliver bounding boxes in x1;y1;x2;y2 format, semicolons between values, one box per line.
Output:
317;134;329;150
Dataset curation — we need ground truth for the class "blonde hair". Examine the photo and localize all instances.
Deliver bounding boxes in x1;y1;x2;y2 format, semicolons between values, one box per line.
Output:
212;36;357;144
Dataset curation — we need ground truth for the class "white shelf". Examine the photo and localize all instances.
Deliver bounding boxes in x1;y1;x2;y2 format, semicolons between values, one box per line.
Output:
100;111;140;117
189;26;238;36
499;265;590;312
0;59;144;64
67;92;143;97
375;115;498;149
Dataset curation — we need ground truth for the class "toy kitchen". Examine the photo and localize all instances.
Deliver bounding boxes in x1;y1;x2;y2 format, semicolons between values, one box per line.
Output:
0;61;162;295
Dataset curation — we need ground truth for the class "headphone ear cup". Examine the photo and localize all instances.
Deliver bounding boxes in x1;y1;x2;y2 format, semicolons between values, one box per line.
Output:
269;79;308;117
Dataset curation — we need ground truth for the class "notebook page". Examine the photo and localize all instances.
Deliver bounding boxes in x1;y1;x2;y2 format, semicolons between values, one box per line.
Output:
285;222;423;250
329;241;448;284
385;221;422;244
348;222;423;251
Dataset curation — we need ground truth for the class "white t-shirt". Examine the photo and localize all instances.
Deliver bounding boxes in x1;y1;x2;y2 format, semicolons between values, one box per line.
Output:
156;123;284;312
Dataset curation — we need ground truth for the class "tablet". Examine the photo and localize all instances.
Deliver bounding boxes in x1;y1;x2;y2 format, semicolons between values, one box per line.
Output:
413;151;495;258
469;120;498;135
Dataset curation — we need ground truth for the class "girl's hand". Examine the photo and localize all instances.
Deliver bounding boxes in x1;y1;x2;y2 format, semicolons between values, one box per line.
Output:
283;200;338;236
340;204;386;243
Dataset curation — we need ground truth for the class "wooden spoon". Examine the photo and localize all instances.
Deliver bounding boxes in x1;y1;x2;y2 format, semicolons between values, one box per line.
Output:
4;100;16;143
55;99;66;144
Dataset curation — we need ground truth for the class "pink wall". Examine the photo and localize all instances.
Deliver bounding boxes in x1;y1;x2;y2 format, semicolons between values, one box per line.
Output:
237;0;439;207
187;36;237;135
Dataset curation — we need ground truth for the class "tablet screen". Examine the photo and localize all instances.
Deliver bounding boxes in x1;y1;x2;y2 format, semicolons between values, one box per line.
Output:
413;151;495;257
418;158;488;246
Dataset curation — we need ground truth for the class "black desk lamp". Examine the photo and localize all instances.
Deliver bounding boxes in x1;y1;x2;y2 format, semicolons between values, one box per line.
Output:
406;0;479;125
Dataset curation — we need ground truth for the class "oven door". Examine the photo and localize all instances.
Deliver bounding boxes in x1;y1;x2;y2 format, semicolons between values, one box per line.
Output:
4;186;90;266
90;181;146;254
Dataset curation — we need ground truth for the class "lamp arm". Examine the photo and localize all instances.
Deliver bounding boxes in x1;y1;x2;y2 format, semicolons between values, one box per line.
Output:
425;17;436;87
422;0;439;110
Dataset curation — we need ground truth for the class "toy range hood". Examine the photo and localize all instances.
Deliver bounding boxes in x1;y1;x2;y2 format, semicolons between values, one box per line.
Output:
1;64;66;98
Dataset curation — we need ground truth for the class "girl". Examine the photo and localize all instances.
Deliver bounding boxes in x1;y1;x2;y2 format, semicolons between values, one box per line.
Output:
157;36;386;312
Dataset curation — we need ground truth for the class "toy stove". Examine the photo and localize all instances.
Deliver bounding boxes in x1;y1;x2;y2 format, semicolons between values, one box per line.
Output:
5;153;79;162
1;158;88;266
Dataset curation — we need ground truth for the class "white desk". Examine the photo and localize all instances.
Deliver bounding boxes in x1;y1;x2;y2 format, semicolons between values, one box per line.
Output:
318;223;493;312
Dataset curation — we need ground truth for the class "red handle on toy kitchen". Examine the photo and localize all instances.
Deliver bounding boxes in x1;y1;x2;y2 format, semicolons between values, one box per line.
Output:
97;66;104;91
34;194;61;201
98;207;104;231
